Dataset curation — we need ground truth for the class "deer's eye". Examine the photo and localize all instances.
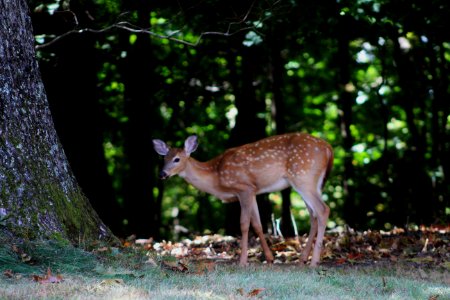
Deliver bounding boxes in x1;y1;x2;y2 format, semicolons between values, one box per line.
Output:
173;157;180;163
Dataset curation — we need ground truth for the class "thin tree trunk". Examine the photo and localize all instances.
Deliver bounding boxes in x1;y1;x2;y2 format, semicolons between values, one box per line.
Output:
225;45;271;236
120;3;161;238
269;26;296;238
336;15;357;227
427;38;449;217
436;41;450;216
391;31;434;224
0;0;114;242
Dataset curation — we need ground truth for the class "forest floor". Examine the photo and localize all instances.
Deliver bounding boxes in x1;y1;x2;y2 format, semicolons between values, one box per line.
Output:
0;226;449;299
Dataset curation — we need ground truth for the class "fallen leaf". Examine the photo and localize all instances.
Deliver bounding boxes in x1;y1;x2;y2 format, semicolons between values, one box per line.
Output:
271;239;299;252
100;278;125;286
191;247;206;256
163;241;174;251
135;238;153;245
21;253;32;263
421;238;429;252
193;261;216;274
348;253;364;260
95;266;141;278
441;261;450;270
237;288;244;296
11;245;33;264
418;268;428;279
136;238;153;250
321;247;334;259
161;260;189;273
3;270;14;278
382;277;387;289
378;248;391;255
146;257;158;266
32;268;63;284
11;245;20;253
247;288;266;297
123;241;133;248
389;255;398;262
125;234;136;242
336;258;346;265
408;256;434;263
178;262;189;272
96;246;109;252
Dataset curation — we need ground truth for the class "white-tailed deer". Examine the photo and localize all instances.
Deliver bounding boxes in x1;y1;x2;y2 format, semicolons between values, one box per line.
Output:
152;133;333;267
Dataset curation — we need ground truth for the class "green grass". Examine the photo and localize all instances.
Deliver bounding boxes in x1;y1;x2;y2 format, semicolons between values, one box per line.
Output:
0;241;449;299
1;265;449;299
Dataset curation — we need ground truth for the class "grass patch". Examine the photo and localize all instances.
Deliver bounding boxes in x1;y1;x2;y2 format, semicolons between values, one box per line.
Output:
1;240;449;299
0;239;98;275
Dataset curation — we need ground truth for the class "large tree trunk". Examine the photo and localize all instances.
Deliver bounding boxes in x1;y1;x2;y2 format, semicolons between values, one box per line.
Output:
0;0;114;242
34;1;122;235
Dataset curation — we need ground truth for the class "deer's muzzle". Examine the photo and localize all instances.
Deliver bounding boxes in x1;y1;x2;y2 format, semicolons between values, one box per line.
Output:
159;170;169;179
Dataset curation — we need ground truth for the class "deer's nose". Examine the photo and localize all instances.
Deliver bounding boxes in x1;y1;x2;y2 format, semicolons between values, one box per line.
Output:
159;170;168;179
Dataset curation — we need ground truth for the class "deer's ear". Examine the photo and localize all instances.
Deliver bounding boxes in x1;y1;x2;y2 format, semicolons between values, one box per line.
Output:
184;135;198;155
152;139;170;156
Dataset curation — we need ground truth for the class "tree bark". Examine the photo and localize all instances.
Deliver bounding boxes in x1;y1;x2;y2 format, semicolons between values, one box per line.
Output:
0;0;114;243
34;2;122;234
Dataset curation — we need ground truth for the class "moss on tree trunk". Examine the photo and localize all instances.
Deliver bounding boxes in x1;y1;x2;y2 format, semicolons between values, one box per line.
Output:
0;0;116;243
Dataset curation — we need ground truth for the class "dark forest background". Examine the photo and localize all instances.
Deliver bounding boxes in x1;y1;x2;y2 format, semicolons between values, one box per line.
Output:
29;0;449;239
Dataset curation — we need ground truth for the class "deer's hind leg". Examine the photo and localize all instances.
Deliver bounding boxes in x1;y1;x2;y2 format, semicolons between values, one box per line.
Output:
288;175;329;267
300;204;318;264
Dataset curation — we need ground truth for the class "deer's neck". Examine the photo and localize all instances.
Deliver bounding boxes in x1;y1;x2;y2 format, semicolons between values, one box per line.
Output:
179;157;219;193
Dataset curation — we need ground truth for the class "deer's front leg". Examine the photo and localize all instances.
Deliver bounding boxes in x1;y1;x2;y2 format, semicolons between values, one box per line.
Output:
239;195;252;266
250;199;274;263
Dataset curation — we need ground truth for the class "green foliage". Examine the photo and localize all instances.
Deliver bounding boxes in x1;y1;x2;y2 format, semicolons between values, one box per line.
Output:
31;0;450;238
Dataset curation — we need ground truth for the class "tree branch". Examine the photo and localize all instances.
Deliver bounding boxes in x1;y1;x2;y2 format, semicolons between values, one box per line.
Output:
35;22;258;50
34;0;274;50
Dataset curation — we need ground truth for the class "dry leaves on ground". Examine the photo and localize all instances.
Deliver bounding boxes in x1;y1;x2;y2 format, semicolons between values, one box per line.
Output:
120;225;449;270
32;267;63;284
237;287;266;297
